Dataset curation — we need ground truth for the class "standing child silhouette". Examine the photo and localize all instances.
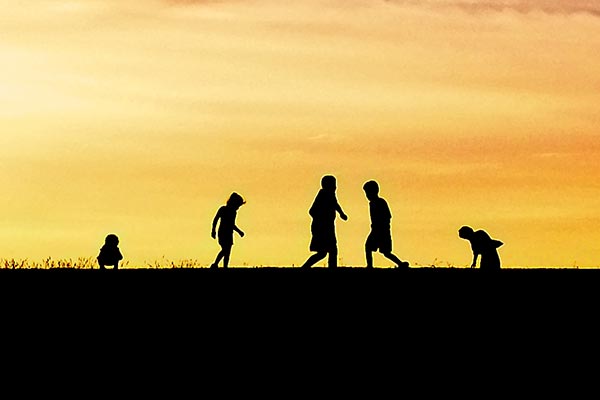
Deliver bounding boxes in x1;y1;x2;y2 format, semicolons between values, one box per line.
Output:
210;192;246;269
363;180;409;269
300;175;348;269
97;234;123;270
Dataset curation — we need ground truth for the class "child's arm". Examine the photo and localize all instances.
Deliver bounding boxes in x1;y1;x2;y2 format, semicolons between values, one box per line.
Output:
234;225;245;237
384;201;392;221
211;208;222;239
335;202;348;221
471;251;479;268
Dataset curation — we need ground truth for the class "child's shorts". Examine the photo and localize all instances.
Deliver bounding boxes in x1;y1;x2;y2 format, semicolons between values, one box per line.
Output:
365;230;392;254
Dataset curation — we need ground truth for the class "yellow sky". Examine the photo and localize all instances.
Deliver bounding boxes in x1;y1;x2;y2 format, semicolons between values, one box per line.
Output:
1;0;599;267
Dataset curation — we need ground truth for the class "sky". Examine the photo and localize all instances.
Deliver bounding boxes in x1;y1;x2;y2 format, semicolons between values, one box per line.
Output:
1;0;599;268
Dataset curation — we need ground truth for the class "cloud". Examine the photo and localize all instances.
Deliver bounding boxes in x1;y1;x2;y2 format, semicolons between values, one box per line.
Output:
165;0;245;4
386;0;600;17
13;0;598;18
168;0;600;17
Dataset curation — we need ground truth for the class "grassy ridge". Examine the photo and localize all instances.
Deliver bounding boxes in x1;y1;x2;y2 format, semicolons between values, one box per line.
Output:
1;264;595;334
1;257;595;269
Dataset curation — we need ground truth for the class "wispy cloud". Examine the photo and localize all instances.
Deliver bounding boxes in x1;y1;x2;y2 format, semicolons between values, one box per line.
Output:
165;0;246;5
167;0;600;17
386;0;600;17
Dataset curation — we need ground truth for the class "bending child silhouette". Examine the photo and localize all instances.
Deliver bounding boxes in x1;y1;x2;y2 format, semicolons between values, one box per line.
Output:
363;180;409;269
300;175;348;269
210;192;246;269
458;226;503;270
97;234;123;270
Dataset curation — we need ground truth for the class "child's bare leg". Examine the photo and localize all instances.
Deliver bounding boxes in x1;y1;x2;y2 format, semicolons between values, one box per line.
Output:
301;252;327;269
212;250;224;268
222;246;232;268
328;248;338;269
366;248;374;268
383;252;408;268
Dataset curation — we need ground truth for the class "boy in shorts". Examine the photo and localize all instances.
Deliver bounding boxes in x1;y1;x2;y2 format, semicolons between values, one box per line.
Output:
363;180;409;269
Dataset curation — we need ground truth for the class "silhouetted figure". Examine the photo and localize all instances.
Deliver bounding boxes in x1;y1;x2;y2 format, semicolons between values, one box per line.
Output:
300;175;348;269
97;234;123;270
458;226;503;270
210;192;246;269
363;180;409;269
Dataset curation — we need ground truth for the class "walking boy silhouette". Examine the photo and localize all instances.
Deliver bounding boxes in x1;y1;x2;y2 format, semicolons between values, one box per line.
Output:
300;175;348;269
97;234;123;270
210;192;246;269
458;226;503;270
363;180;409;269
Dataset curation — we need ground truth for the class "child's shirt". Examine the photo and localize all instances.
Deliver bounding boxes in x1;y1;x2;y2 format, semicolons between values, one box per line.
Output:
369;197;392;231
98;245;123;262
309;189;341;225
469;230;503;256
216;205;238;235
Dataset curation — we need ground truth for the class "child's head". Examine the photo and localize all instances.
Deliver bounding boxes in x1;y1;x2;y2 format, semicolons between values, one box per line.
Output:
227;192;246;209
458;226;474;240
104;234;119;246
363;180;380;200
321;175;337;192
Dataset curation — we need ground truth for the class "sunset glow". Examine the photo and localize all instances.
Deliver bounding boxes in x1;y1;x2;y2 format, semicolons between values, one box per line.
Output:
2;0;599;267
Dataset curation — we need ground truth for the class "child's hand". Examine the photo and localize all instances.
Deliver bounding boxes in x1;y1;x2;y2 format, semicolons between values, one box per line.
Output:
341;213;348;221
239;231;245;238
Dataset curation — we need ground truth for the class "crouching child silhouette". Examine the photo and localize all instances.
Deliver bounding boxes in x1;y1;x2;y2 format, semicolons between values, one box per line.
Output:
300;175;348;269
97;234;123;270
363;180;409;269
458;226;503;270
210;192;246;269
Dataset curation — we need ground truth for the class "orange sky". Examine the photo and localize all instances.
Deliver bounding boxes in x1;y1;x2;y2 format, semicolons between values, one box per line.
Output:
2;0;599;267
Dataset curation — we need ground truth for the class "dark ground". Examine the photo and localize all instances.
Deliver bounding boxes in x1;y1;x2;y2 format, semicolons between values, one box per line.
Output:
1;267;595;367
1;266;596;307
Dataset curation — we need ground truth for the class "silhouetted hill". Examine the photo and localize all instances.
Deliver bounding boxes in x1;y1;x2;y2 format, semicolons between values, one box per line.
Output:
2;266;593;347
1;266;596;304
